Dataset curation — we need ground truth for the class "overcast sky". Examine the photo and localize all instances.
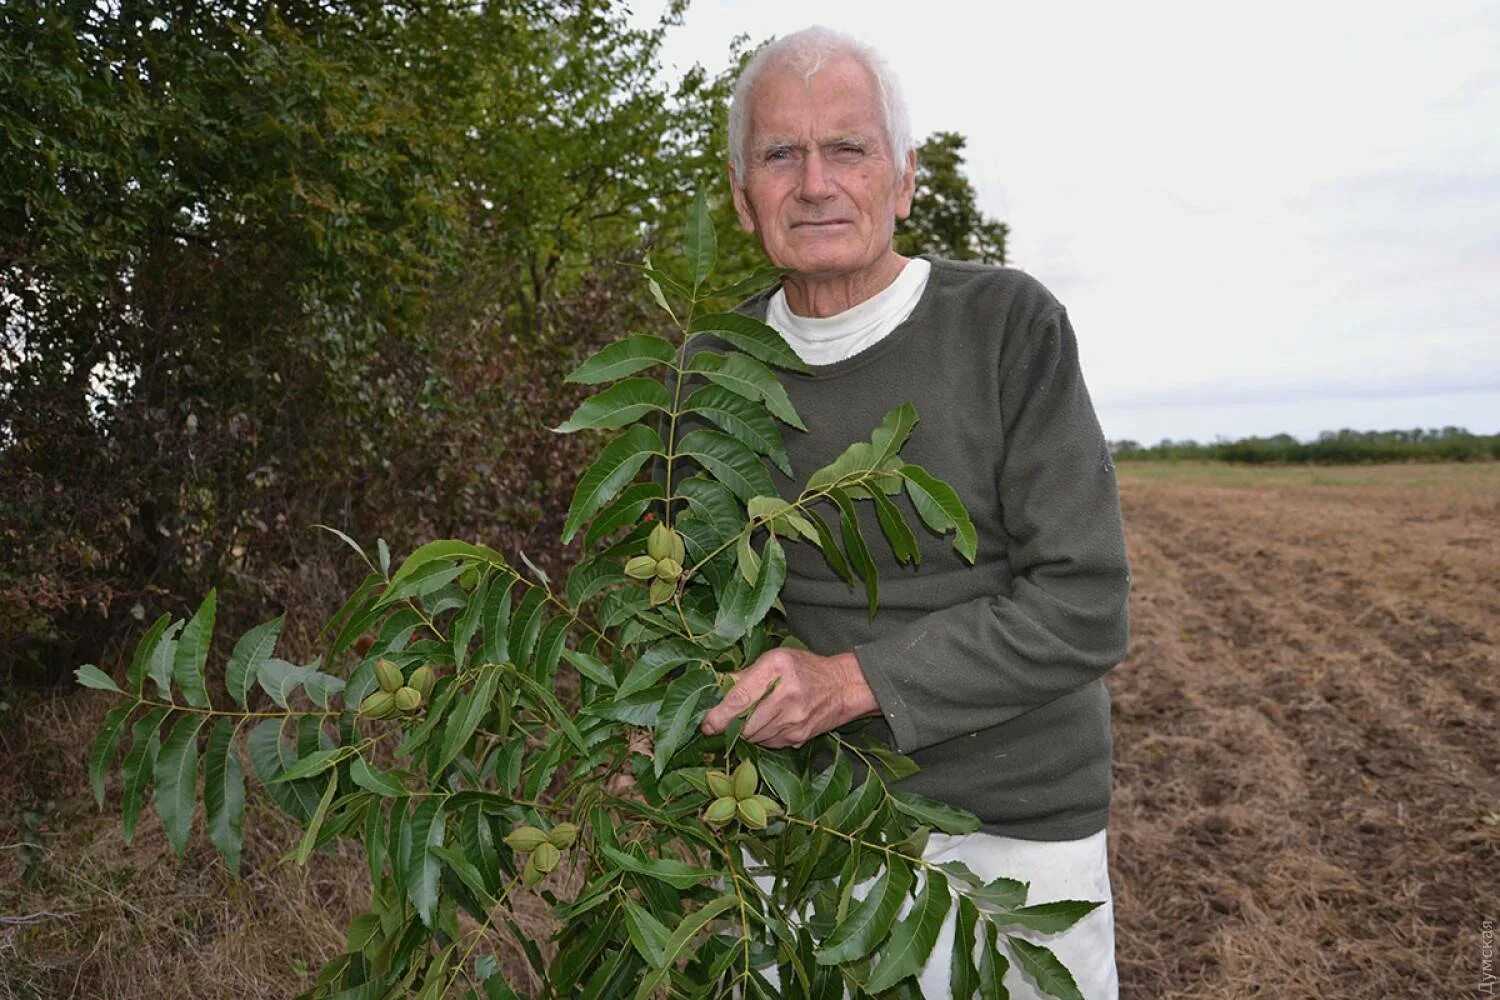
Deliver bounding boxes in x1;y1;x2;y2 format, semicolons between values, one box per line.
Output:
630;0;1500;443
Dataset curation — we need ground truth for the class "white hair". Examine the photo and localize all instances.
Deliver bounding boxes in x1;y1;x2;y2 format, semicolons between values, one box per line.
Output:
727;26;914;186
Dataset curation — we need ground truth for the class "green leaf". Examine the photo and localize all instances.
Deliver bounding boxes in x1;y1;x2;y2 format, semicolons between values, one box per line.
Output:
566;335;677;385
754;753;807;815
686;350;806;430
152;713;207;856
736;531;761;584
389;540;507;588
803;508;852;584
1008;937;1082;1000
582;482;664;550
203;719;245;873
690;312;809;373
864;743;921;782
826;773;884;835
815;860;914;965
712;535;785;643
969;876;1030;911
901;463;978;562
88;705;131;808
145;621;182;700
652;668;717;778
682;385;791;475
256;657;314;709
587;687;665;726
890;789;982;835
293;772;339;866
246;718;320;822
430;845;494;907
172;590;215;708
350;755;408;798
978;921;1011;1000
710;265;788;302
126;612;172;697
562;648;617;691
685;189;716;287
871;488;920;565
676;477;745;541
988;900;1103;934
225;615;284;708
75;664;122;694
406;799;447;927
622;898;672;966
534;615;569;683
271;747;344;784
952;896;982;999
437;669;500;774
805;440;877;493
631;894;740;1000
507;588;547;667
563;424;664;543
515;673;588;753
314;524;371;567
747;495;819;542
298;669;344;709
566;557;629;611
830;489;879;619
870;402;918;467
120;708;167;843
479;576;515;665
555;378;673;433
451;574;488;670
676;427;776;503
645;266;679;324
600;845;724;890
621;641;714;695
865;870;952;992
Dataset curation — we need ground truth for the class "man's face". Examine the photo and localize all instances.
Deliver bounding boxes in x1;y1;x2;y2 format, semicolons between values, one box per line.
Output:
731;56;916;285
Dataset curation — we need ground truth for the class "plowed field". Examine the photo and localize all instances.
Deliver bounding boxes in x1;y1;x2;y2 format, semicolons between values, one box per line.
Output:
1109;463;1500;998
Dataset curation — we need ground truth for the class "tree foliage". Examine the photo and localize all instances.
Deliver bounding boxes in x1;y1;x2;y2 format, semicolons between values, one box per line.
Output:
896;131;1008;265
80;199;1093;999
1111;426;1500;464
0;0;728;680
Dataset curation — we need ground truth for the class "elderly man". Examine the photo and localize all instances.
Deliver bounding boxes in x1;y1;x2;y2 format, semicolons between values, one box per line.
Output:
697;25;1130;999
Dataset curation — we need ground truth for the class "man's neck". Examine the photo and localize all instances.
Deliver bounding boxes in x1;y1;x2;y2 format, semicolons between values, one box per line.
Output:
781;252;910;318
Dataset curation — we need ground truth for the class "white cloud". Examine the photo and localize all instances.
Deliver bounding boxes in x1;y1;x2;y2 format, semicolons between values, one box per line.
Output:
634;0;1500;439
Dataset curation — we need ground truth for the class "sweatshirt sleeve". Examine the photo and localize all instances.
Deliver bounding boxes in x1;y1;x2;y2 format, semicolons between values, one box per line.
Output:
852;306;1130;754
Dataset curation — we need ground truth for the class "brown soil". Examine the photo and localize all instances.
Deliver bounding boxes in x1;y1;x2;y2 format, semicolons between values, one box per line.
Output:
1110;463;1500;998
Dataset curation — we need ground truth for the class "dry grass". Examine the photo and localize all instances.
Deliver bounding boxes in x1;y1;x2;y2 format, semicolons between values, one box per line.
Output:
1111;461;1500;998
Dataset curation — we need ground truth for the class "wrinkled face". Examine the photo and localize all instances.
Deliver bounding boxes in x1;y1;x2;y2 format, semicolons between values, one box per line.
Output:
731;56;916;284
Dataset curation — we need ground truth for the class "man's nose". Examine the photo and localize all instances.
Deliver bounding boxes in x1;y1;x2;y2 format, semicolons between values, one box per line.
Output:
797;151;835;201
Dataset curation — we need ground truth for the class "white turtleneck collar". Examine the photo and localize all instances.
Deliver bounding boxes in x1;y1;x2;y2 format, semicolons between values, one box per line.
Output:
764;258;932;367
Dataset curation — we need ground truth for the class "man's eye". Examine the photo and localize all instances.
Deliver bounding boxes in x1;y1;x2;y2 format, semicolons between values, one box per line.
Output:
765;147;794;162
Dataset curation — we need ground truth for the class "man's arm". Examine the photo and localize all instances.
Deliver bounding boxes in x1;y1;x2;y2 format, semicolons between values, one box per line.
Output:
705;305;1129;752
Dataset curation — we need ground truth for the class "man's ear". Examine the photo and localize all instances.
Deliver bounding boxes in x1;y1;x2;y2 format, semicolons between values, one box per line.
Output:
728;163;757;233
895;148;917;221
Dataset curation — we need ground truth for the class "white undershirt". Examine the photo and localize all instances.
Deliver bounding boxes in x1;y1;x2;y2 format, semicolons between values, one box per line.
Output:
764;258;931;366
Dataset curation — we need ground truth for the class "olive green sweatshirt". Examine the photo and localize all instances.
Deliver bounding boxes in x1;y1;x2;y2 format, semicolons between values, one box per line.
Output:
741;258;1130;841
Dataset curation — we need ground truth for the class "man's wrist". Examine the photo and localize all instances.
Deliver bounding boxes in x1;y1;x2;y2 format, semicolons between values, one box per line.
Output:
833;650;881;721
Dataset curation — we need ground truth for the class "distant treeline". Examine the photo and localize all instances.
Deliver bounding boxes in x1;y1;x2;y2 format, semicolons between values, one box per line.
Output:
1111;427;1500;464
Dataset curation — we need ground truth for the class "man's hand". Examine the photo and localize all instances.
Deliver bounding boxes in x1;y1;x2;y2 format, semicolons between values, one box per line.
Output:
700;647;880;748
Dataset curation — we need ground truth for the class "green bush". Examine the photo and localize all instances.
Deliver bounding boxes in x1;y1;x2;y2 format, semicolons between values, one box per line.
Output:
79;200;1097;999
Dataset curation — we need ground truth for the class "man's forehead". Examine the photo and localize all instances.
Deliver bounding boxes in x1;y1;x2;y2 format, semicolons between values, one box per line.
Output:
746;57;885;136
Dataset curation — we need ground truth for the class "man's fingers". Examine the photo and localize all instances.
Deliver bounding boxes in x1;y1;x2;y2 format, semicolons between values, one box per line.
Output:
702;672;780;734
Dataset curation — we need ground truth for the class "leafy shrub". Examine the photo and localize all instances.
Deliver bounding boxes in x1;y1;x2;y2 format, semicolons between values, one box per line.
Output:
79;198;1097;998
